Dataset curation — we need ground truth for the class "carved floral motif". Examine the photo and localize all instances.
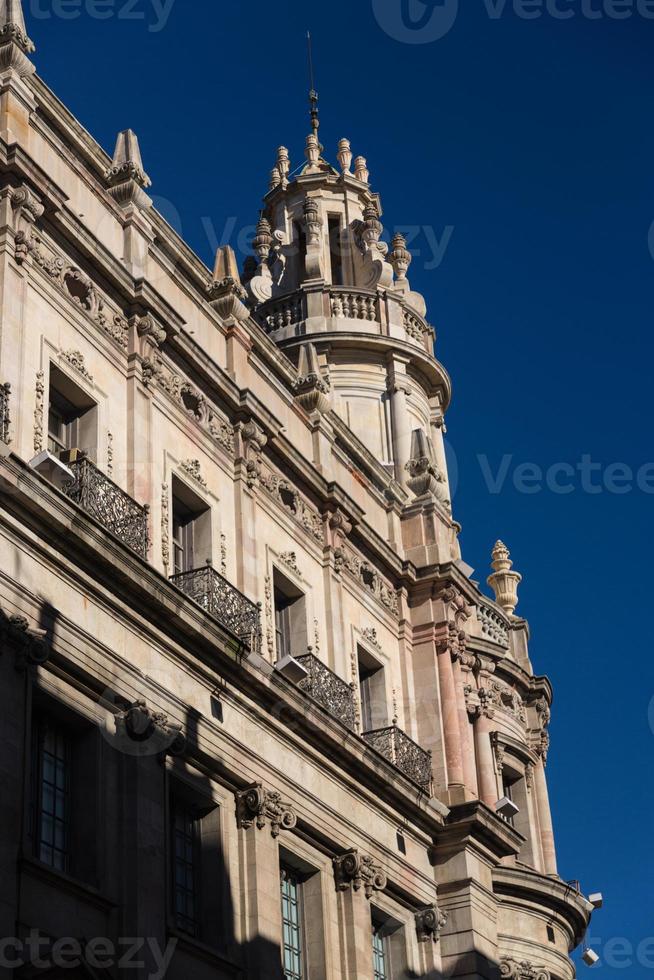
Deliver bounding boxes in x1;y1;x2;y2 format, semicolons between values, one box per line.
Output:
180;459;207;488
334;544;400;619
33;371;44;453
500;959;550;980
58;349;93;382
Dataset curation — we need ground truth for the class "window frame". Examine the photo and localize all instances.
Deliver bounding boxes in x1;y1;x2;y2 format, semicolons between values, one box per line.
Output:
171;796;202;938
32;714;72;873
280;864;307;980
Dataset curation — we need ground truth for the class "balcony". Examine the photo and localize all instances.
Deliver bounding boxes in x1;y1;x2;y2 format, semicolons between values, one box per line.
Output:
171;563;262;653
0;382;10;443
362;725;433;794
62;455;149;558
295;651;357;731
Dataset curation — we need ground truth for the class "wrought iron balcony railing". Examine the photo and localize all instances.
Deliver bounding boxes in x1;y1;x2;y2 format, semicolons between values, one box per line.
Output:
362;724;433;794
62;455;149;558
295;652;357;731
170;563;262;653
0;382;10;443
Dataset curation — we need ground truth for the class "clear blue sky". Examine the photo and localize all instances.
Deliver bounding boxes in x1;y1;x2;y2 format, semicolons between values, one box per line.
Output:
31;0;651;972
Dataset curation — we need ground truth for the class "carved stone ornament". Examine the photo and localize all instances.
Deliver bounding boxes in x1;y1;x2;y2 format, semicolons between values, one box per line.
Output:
293;342;330;414
500;959;550;980
334;545;400;619
0;0;36;77
390;232;412;282
1;607;49;670
33;370;44;454
247;215;274;304
236;782;297;838
115;700;186;757
240;419;267;488
435;585;470;663
11;184;44;261
361;627;382;652
337;138;353;175
161;483;170;570
333;850;387;899
487;541;522;616
279;551;300;575
58;349;93;383
415;905;448;944
406;428;450;509
149;357;235;456
105;129;152;210
180;459;207;488
208;245;249;322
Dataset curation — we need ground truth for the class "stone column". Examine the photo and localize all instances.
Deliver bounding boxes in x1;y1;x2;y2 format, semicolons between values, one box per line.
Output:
386;356;412;484
474;712;498;807
455;661;478;797
533;759;558;875
437;647;464;793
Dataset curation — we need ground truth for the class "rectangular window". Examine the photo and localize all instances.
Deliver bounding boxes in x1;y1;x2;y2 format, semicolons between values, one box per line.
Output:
372;925;389;980
34;717;71;872
172;798;200;937
328;214;344;286
280;867;304;980
273;567;307;662
358;646;386;733
47;364;97;460
502;774;516;827
171;476;211;577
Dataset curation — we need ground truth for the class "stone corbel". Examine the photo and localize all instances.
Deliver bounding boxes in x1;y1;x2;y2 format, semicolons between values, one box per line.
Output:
11;183;44;264
115;700;186;757
235;782;297;838
406;428;450;510
491;731;506;775
2;611;49;671
129;313;166;387
239;419;267;488
415;905;448;944
333;850;387;899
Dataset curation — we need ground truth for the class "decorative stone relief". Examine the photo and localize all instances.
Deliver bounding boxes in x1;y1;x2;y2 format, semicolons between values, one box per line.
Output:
415;905;448;944
259;464;323;543
58;349;93;382
240;420;267;488
133;313;166;387
361;627;382;652
491;732;506;775
236;782;297;838
17;234;129;349
11;184;44;260
500;959;550;980
328;509;352;551
264;574;274;659
406;428;450;508
161;483;170;571
33;370;44;453
488;541;522;616
180;459;207;488
333;850;387;899
334;544;400;619
313;618;320;655
115;700;186;757
105;129;152;210
106;432;114;476
525;763;534;791
279;551;300;575
151;359;235;457
220;533;227;577
435;585;470;663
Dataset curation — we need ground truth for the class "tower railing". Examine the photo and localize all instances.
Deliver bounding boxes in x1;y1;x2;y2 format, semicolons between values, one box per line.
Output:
170;562;262;653
62;455;149;558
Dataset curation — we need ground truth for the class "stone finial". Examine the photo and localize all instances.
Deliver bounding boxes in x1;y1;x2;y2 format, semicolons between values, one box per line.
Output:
406;428;450;508
207;245;249;322
269;168;282;191
293;341;330;414
105;129;152;209
305;133;321;173
354;156;369;183
337;138;353;175
0;0;35;76
487;541;522;616
276;146;290;186
252;215;273;267
360;201;383;248
390;232;412;281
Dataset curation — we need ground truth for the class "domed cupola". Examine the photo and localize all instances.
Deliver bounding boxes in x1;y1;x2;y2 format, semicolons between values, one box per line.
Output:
238;104;453;507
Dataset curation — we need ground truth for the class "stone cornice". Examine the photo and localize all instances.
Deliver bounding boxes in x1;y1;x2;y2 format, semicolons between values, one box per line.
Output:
434;801;525;864
493;866;592;948
0;452;450;838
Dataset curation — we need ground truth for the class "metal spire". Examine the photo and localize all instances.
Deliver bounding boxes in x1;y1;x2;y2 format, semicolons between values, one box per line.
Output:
307;31;320;142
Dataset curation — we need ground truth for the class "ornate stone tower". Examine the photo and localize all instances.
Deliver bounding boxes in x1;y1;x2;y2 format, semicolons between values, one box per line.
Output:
241;127;454;546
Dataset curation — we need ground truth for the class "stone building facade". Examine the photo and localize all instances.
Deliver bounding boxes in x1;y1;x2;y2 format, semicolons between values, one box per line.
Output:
0;5;593;978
